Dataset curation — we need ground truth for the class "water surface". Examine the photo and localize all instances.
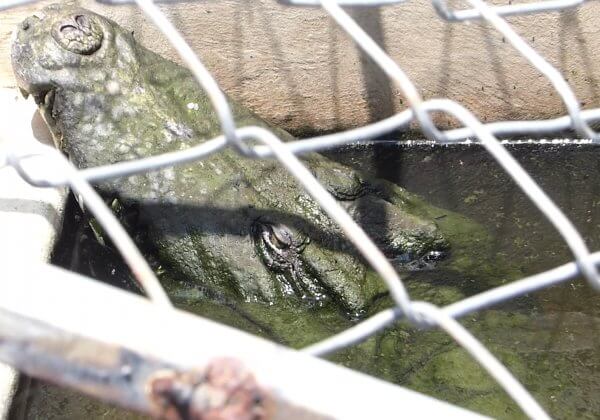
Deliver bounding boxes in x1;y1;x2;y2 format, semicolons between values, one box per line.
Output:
11;143;600;419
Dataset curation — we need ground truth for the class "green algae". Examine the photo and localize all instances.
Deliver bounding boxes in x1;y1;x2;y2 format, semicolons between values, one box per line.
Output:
12;4;600;419
31;142;600;419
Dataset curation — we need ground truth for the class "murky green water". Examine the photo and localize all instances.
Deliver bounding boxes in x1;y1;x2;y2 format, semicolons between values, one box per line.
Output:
11;143;600;419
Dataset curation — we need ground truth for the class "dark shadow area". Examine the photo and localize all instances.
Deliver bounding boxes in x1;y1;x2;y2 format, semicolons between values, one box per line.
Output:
437;24;454;99
481;24;516;122
327;20;342;126
252;3;310;128
328;142;600;269
350;7;397;284
351;8;396;124
50;194;290;343
118;201;371;259
559;10;600;117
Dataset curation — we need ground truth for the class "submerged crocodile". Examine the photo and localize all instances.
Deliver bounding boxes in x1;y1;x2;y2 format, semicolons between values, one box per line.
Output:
11;4;488;313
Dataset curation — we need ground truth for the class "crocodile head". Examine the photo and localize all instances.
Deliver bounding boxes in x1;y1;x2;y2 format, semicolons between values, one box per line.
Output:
12;4;457;314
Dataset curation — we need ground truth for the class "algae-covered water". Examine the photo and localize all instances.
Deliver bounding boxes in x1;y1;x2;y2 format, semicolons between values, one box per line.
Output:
11;143;600;419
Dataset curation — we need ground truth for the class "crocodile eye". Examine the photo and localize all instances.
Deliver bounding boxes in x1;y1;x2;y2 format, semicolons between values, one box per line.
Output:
52;14;103;55
252;221;309;254
268;224;294;249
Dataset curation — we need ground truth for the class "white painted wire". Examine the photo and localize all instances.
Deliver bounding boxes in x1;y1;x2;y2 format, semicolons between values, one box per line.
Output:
431;0;585;21
433;0;599;142
1;0;598;417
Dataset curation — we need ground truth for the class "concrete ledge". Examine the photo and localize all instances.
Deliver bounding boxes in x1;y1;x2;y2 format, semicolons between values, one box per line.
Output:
0;88;67;418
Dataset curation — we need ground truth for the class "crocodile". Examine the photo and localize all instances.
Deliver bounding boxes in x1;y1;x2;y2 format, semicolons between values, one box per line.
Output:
11;4;488;313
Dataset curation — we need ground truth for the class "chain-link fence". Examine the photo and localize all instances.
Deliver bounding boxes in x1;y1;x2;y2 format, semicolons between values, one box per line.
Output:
1;0;600;418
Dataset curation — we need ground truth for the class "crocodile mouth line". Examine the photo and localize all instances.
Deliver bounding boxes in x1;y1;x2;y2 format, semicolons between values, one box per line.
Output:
28;86;63;149
35;87;56;122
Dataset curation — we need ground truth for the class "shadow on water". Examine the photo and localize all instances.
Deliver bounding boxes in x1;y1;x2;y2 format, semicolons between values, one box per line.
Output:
351;8;396;312
325;143;600;419
11;143;600;420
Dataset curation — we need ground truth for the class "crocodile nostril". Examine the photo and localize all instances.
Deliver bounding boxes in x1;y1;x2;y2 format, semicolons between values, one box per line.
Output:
75;15;88;27
52;14;103;55
59;24;77;33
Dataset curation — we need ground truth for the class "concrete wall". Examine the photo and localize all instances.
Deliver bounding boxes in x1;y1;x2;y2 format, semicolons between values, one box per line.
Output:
1;1;599;135
0;88;67;419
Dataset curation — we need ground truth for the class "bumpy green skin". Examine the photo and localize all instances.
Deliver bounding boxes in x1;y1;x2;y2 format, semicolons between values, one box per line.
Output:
11;4;487;313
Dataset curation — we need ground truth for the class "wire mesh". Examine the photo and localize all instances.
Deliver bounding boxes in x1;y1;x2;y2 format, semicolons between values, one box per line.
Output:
2;0;600;418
